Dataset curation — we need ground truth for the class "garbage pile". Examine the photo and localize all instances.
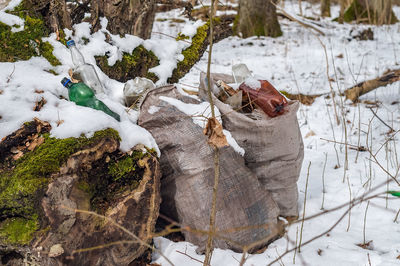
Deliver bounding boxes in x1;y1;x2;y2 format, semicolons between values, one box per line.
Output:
61;39;303;253
137;64;304;253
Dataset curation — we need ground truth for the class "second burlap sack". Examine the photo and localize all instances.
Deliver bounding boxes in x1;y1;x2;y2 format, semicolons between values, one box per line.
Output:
199;72;304;217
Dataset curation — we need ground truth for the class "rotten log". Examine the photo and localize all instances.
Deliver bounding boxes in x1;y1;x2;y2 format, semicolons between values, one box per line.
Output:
344;69;400;102
0;119;161;265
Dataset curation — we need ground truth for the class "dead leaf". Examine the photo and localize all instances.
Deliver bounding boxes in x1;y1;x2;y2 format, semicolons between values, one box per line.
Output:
28;136;44;151
34;89;44;94
357;240;373;250
305;130;316;138
336;53;343;58
68;69;80;83
56;29;60;41
396;254;400;260
203;117;229;148
56;120;64;127
182;88;199;95
317;249;323;256
34;97;47;111
0;90;3;94
12;151;24;160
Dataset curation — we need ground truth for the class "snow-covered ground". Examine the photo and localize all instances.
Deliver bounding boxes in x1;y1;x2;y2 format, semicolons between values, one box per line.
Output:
1;0;400;265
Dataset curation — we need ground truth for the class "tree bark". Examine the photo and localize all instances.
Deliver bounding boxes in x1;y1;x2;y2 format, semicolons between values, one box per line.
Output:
344;69;400;102
91;0;156;39
321;0;331;17
238;0;282;38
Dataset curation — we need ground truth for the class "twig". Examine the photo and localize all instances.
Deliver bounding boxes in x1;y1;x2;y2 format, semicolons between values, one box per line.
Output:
363;201;370;244
369;107;395;132
274;5;325;36
204;0;220;265
6;64;16;83
321;152;327;210
298;162;311;253
61;206;174;266
176;250;204;264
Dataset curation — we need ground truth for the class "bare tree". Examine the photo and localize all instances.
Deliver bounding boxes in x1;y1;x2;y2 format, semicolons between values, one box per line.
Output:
91;0;157;39
237;0;282;38
26;0;156;39
321;0;331;17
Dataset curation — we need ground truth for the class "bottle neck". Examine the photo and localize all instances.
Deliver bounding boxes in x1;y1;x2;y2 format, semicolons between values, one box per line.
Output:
62;79;73;89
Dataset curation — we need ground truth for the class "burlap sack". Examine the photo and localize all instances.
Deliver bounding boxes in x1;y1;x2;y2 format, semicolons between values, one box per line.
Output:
138;85;280;252
199;72;304;217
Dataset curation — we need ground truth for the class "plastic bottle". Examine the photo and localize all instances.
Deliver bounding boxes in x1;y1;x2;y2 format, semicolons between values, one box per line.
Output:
232;63;252;83
66;40;105;95
239;79;287;118
61;77;120;121
123;77;155;108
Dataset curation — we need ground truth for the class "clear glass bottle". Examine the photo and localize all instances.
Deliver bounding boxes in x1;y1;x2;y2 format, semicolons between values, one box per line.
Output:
123;77;155;108
66;40;105;95
232;63;252;83
61;77;120;121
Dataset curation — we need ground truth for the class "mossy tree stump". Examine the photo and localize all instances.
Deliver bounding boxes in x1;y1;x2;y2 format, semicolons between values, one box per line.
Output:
0;119;161;265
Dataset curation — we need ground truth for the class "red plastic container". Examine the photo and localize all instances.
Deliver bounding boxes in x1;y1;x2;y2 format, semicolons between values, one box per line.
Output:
239;80;288;117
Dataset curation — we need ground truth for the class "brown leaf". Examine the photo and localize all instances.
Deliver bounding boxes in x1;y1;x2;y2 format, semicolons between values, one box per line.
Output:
56;120;64;127
396;254;400;260
356;240;373;250
203;117;228;148
68;68;81;83
34;89;44;94
34;97;47;111
305;130;316;138
12;151;24;160
0;90;3;94
28;136;44;151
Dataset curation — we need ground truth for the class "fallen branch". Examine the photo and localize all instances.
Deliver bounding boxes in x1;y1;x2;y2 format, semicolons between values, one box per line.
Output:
344;69;400;102
275;5;326;36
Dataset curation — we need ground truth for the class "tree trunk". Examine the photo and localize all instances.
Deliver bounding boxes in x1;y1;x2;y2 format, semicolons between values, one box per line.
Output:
238;0;282;38
344;0;397;24
321;0;331;17
91;0;156;39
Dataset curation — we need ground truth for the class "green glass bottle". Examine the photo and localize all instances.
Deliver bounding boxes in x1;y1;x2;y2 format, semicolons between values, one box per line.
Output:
61;78;120;121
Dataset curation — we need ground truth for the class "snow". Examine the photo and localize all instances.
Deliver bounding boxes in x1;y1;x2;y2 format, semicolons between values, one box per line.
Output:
159;95;245;155
243;76;261;90
1;0;400;265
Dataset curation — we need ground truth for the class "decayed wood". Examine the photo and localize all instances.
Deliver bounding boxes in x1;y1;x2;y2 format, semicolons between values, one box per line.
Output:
0;120;161;265
344;69;400;102
0;118;51;164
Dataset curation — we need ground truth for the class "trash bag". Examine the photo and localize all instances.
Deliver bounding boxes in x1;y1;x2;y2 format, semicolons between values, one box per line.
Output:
199;72;304;217
138;85;280;253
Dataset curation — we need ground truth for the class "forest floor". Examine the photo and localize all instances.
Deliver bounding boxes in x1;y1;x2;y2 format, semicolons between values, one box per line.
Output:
152;1;400;266
0;0;400;265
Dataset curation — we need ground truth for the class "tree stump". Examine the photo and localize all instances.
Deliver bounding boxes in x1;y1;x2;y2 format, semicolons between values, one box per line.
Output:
0;119;161;265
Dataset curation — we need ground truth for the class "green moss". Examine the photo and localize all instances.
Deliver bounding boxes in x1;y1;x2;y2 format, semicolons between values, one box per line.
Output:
0;128;120;245
176;33;190;41
0;1;61;66
40;41;61;66
0;216;39;245
109;157;136;181
96;45;159;83
168;22;209;83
